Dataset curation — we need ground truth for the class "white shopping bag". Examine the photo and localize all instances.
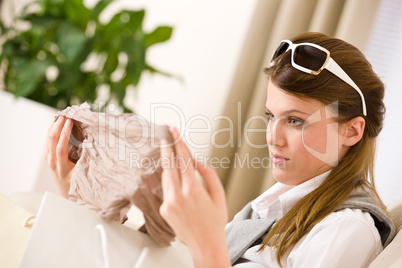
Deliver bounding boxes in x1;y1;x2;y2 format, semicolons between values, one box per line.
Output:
18;192;194;268
0;193;34;268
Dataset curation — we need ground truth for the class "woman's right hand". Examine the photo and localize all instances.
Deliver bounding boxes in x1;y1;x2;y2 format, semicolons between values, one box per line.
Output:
43;116;76;198
159;127;231;268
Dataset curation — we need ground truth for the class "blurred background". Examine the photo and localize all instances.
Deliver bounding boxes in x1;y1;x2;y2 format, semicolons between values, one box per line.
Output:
1;0;401;219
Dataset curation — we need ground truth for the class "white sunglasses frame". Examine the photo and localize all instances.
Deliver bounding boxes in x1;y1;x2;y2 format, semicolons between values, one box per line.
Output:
270;40;367;116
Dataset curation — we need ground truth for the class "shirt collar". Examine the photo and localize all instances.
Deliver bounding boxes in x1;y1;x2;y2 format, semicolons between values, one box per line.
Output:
251;170;331;219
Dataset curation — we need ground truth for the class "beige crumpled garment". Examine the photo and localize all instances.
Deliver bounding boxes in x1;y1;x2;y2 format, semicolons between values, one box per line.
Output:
56;103;175;246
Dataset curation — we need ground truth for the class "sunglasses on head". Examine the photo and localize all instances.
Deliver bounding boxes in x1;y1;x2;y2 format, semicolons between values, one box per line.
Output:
270;40;367;116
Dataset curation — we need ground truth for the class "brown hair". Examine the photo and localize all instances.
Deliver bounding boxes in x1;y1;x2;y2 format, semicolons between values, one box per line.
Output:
261;32;387;265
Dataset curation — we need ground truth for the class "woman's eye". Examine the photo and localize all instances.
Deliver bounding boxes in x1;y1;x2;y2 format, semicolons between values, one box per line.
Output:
288;117;304;126
265;112;275;120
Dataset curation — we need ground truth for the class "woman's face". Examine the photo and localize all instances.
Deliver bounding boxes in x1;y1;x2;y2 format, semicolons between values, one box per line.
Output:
265;79;347;185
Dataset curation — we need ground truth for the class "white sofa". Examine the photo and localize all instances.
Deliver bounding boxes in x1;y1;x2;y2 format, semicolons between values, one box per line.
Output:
369;199;402;267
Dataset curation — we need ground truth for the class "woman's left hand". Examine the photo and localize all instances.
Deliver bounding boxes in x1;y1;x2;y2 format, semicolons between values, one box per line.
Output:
43;116;75;197
159;127;231;268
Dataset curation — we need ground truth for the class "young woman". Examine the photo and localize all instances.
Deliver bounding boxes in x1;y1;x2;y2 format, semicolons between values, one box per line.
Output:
158;32;395;268
45;32;394;267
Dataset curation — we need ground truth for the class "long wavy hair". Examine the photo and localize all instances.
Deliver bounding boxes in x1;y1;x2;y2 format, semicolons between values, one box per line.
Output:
260;32;388;265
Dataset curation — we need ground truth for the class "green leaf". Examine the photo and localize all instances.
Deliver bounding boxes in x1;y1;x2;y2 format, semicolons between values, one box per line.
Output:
98;10;145;49
56;22;87;63
18;1;40;20
28;15;60;30
126;10;145;32
40;0;65;18
103;50;119;76
126;59;145;86
64;0;91;29
145;64;171;77
0;15;8;34
53;64;84;92
14;59;51;97
98;12;124;49
144;26;173;47
146;64;183;83
111;82;125;103
91;0;114;20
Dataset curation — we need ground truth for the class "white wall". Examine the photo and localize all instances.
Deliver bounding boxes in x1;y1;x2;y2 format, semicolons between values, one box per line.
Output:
112;0;258;155
0;0;258;194
365;0;402;205
0;92;59;195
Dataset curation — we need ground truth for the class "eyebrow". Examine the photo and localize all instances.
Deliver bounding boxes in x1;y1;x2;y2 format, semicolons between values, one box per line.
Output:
264;107;311;116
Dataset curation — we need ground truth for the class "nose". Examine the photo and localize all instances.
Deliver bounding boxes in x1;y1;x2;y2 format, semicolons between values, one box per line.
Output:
266;118;286;147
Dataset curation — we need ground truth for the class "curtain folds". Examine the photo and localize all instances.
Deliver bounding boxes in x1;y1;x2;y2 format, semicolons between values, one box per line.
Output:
208;0;381;219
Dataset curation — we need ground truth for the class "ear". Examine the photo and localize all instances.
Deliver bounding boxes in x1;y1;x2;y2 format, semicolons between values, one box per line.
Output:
341;117;365;146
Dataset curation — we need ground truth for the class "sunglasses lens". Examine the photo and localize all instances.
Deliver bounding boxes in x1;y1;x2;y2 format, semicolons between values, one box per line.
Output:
272;42;289;61
294;45;327;72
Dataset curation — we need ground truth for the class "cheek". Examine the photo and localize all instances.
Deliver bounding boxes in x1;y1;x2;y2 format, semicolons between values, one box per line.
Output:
290;133;313;161
301;123;341;165
302;123;328;154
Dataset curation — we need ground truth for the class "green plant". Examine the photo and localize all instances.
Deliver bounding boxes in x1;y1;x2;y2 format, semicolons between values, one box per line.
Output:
0;0;173;112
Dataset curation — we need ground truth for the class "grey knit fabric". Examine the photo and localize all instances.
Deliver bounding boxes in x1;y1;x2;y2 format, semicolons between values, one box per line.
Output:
225;203;276;264
337;187;395;247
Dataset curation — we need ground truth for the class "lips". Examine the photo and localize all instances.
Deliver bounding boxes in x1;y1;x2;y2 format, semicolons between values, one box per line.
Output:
271;152;289;165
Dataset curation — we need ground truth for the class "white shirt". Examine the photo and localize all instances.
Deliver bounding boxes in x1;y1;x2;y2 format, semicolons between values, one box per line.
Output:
232;171;383;268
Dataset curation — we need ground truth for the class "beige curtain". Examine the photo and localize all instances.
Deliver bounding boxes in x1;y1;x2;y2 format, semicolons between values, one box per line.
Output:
208;0;381;219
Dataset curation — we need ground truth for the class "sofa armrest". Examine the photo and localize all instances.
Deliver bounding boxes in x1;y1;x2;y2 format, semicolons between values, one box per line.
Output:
369;199;402;268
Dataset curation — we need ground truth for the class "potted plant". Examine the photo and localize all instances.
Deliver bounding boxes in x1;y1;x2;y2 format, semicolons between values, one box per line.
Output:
0;0;173;112
0;0;173;195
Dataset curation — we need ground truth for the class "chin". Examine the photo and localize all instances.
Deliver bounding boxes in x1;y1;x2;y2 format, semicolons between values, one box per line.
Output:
272;169;300;186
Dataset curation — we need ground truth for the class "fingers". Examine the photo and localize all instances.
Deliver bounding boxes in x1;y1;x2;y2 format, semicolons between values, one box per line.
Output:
56;118;73;170
43;115;76;197
196;161;227;208
160;138;181;196
45;116;66;169
44;116;75;171
169;127;195;191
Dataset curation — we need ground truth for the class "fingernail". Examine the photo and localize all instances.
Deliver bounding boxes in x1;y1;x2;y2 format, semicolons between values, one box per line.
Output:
65;119;73;128
169;126;177;133
160;138;170;149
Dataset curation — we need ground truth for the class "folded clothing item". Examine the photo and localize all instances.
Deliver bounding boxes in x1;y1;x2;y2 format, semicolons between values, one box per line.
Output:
56;103;175;246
